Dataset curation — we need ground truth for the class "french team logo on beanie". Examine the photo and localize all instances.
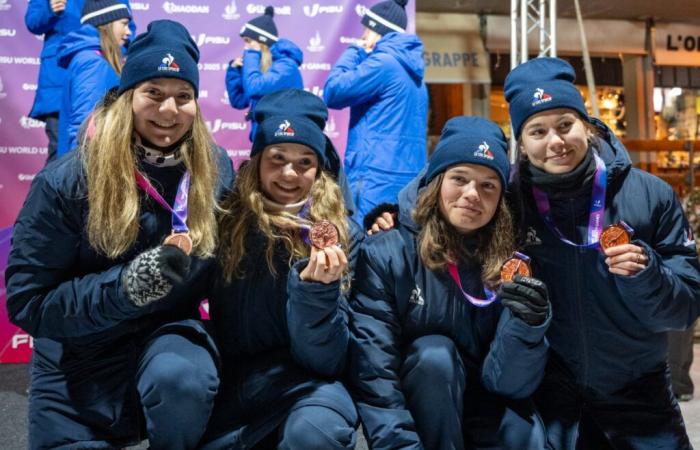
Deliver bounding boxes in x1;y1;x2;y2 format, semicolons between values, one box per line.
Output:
474;141;495;160
274;120;296;137
531;88;552;107
158;53;180;72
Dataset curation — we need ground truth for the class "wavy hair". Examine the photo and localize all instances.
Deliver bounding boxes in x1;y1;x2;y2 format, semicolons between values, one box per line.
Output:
81;90;220;259
413;173;516;288
218;154;349;283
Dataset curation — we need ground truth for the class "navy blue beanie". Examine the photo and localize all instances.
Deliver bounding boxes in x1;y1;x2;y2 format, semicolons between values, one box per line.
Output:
504;57;589;139
81;0;130;28
252;89;328;167
240;6;278;45
118;20;200;97
362;0;408;36
423;116;510;190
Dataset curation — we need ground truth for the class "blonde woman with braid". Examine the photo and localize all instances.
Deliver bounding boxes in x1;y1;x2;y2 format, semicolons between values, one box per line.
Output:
56;0;133;156
6;20;234;450
201;89;361;450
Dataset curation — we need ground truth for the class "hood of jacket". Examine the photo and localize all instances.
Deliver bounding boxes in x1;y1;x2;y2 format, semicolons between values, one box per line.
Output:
271;38;303;66
373;32;425;83
57;24;102;69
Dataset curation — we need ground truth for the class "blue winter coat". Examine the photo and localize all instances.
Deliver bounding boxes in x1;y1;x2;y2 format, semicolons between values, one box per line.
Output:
324;33;428;223
225;38;304;141
203;217;363;447
5;147;234;444
514;119;700;394
349;176;551;450
25;0;133;119
56;24;122;156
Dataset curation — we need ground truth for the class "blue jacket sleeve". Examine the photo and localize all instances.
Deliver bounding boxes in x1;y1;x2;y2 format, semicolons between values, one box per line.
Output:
481;308;550;399
286;220;364;377
225;64;250;110
25;0;60;35
66;56;119;152
241;50;297;98
348;235;423;450
323;46;388;109
614;185;700;332
5;172;143;340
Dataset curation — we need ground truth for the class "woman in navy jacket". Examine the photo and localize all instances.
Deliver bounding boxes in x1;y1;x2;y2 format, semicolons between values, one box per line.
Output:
5;20;234;450
225;6;303;142
505;57;700;449
350;116;551;450
201;89;362;450
56;0;132;156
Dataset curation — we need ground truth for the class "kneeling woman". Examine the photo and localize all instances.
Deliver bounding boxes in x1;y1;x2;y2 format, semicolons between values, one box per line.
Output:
350;117;551;450
201;89;362;450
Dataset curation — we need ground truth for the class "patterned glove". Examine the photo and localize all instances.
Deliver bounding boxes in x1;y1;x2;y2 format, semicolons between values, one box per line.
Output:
499;275;550;326
122;245;191;307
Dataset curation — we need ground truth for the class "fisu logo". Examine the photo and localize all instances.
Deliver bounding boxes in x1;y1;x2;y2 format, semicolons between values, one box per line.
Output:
206;119;247;133
307;31;324;53
222;0;240;19
195;34;230;46
0;28;16;37
12;334;33;349
130;2;150;10
303;3;343;17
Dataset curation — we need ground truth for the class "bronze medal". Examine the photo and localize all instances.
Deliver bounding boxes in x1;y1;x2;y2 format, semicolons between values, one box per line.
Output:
599;221;633;250
163;232;193;255
500;252;532;282
309;220;339;249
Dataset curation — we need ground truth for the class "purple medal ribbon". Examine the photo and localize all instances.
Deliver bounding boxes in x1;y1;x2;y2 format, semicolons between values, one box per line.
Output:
447;262;498;308
134;170;190;233
531;153;607;249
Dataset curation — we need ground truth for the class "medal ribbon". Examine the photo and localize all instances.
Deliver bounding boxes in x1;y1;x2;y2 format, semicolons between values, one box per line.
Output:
531;153;607;249
447;263;498;308
135;170;190;233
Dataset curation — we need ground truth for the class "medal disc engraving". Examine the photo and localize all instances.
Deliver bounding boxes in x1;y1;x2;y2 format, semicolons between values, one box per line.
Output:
163;232;193;255
309;220;339;249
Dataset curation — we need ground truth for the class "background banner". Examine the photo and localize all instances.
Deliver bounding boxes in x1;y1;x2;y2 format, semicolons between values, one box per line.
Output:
0;0;416;362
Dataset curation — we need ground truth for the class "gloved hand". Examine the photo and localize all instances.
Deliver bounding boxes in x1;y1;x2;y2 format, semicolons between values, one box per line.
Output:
122;245;191;307
499;275;550;326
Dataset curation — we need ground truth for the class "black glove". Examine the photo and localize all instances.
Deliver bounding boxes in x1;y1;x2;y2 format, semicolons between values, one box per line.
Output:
122;245;191;307
499;275;550;326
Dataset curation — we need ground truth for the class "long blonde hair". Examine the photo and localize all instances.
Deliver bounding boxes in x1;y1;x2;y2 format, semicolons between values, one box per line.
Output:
98;23;125;75
260;43;272;73
413;173;516;287
81;90;220;259
218;154;349;282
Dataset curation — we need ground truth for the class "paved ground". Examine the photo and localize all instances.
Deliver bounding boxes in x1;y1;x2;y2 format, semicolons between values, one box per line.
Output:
3;347;700;449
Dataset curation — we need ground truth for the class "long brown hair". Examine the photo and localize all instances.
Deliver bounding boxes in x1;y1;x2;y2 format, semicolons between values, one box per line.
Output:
98;23;125;75
218;153;349;283
81;90;220;259
260;43;272;73
413;173;516;287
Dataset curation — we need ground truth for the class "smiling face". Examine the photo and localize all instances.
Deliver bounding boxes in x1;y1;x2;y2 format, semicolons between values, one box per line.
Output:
111;18;131;46
132;78;196;147
520;108;591;174
259;143;319;204
438;164;502;235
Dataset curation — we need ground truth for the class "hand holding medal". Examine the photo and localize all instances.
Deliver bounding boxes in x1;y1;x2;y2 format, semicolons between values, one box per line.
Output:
300;220;347;284
600;221;647;276
500;252;532;283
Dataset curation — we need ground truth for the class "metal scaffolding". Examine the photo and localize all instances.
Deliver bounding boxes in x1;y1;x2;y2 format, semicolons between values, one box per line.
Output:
510;0;557;68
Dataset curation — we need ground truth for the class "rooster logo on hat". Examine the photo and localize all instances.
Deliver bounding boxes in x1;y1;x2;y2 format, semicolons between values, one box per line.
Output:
158;53;180;72
531;88;552;106
274;120;295;137
474;141;495;160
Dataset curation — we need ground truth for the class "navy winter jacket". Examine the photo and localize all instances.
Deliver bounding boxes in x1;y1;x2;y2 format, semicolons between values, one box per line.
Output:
324;32;428;222
225;38;304;141
349;177;551;450
515;119;700;394
204;218;363;446
56;24;121;156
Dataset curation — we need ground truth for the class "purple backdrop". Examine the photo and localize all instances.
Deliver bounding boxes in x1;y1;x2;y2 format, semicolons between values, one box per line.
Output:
0;0;415;362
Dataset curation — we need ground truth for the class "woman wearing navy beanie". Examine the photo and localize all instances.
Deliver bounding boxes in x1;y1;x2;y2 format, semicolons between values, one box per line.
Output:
505;57;700;449
200;89;361;449
6;19;234;449
349;116;551;449
225;5;304;142
55;0;133;156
